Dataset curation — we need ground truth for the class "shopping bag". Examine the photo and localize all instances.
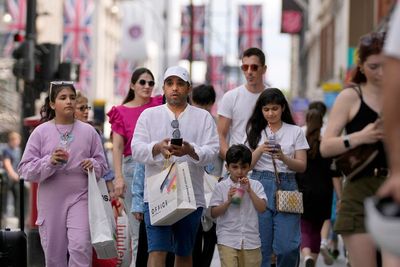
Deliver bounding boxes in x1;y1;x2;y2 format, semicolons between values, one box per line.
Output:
147;162;196;226
88;169;118;259
203;171;219;208
116;209;133;267
98;178;117;234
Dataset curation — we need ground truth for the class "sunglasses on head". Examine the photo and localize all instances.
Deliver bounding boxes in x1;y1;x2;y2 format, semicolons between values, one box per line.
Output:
360;32;385;47
49;81;74;99
138;79;155;87
241;64;261;72
77;105;91;112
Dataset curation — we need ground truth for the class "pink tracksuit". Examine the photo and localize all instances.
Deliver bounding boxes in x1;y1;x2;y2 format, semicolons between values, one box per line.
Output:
18;120;107;267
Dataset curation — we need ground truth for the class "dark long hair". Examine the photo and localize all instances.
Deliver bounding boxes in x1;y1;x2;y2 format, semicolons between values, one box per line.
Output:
40;83;76;122
122;67;155;104
246;88;295;150
305;108;323;159
351;32;385;84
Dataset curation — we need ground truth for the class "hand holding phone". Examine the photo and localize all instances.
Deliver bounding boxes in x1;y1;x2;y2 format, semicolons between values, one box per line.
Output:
170;138;183;146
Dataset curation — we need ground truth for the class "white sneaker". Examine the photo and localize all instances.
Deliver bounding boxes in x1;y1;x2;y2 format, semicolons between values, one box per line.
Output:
320;244;334;265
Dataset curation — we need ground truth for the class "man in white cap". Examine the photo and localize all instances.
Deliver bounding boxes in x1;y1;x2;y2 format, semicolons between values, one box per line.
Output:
131;66;219;267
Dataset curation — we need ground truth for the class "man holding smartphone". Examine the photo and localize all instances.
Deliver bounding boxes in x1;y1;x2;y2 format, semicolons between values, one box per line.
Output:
131;66;219;267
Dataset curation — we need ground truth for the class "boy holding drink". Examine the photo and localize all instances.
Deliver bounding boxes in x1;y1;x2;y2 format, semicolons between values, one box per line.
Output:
210;144;267;267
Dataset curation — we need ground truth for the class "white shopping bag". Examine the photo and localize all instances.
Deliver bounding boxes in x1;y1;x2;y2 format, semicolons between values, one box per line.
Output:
88;169;118;259
116;209;133;267
147;162;196;226
203;172;219;208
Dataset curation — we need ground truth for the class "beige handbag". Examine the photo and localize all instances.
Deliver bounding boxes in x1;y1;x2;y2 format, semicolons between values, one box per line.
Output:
271;146;303;214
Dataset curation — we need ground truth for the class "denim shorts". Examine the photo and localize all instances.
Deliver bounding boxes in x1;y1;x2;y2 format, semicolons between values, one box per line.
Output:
143;203;203;256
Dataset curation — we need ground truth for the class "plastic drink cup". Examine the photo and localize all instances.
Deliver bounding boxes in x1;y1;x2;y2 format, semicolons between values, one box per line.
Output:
231;185;245;205
56;143;70;164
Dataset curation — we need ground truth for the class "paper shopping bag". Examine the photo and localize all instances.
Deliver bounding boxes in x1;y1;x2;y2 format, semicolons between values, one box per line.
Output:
203;172;219;208
116;209;133;267
88;169;118;259
148;162;197;226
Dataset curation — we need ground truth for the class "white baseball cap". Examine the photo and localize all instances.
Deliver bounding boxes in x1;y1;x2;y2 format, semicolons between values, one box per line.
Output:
163;66;191;85
365;196;400;256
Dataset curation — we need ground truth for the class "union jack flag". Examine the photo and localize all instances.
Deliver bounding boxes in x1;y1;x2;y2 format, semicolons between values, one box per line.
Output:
63;0;94;92
114;59;135;97
2;0;26;57
238;5;263;57
206;55;225;115
180;5;206;61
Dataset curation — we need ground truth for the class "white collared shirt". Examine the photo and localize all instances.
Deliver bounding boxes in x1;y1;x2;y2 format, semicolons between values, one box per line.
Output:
210;177;267;250
131;104;219;207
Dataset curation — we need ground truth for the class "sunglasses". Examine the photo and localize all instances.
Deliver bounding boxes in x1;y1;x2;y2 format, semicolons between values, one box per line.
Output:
241;64;261;72
49;81;74;99
360;32;385;47
171;119;181;138
138;79;155;87
77;105;91;112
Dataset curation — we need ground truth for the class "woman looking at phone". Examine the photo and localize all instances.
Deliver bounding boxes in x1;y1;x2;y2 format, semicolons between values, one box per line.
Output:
245;88;309;267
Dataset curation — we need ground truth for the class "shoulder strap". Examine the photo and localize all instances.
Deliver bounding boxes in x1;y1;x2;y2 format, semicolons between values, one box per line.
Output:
349;84;363;100
263;129;281;187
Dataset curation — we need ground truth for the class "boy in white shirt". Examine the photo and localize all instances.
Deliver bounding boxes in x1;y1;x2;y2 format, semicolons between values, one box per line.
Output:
210;144;267;267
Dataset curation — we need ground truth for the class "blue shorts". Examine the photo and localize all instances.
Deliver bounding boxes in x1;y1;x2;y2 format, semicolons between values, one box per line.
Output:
143;202;202;256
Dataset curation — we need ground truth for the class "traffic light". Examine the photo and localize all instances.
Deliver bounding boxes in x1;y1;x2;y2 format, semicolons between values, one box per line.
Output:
12;39;35;81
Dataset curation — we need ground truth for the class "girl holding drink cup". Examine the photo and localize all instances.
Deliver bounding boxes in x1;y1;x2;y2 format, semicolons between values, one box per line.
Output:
245;88;309;267
18;81;108;266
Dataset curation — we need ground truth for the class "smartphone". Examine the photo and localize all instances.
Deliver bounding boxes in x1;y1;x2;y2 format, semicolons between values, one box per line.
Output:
171;138;183;146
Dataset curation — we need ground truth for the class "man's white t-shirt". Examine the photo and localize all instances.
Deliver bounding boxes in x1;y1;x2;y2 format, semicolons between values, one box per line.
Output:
218;85;265;147
246;122;309;173
385;3;400;59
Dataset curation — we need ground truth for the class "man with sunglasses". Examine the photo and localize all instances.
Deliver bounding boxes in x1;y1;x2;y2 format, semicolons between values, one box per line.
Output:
217;47;268;162
131;66;219;267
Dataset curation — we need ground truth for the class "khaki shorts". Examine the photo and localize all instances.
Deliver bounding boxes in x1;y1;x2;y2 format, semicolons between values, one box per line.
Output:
334;175;386;235
217;244;262;267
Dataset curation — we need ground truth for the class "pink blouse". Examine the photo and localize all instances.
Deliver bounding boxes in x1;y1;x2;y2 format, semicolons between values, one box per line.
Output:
107;95;163;156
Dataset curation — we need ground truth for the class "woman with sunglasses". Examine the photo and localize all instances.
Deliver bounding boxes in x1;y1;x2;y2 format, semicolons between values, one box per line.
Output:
320;32;388;267
18;82;107;266
107;67;163;265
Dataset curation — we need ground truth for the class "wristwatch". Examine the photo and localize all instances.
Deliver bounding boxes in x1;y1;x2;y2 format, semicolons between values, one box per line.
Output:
343;135;351;149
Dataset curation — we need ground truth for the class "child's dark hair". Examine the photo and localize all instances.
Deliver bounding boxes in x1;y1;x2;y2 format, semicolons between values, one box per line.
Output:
226;144;252;166
40;82;76;122
246;88;295;150
191;84;216;106
122;67;154;104
305;108;323;159
308;101;327;117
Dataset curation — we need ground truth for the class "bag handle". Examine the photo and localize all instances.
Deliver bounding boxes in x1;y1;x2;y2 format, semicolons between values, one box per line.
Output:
159;162;176;192
264;129;281;188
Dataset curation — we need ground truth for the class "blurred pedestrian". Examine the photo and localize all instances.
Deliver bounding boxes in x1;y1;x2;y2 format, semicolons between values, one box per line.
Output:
210;144;267;267
131;66;219;267
191;84;222;267
320;32;387;267
246;88;309;267
217;47;267;161
18;81;107;266
107;67;163;264
375;2;400;266
1;131;23;218
297;108;335;267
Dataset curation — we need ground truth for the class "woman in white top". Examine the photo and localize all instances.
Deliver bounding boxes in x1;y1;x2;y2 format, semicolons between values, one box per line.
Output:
246;88;309;267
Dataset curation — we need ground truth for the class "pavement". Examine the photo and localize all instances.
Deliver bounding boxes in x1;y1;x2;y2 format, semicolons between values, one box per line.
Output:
210;238;349;267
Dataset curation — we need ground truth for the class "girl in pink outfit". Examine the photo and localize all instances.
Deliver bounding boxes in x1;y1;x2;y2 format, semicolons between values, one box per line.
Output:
18;82;107;267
